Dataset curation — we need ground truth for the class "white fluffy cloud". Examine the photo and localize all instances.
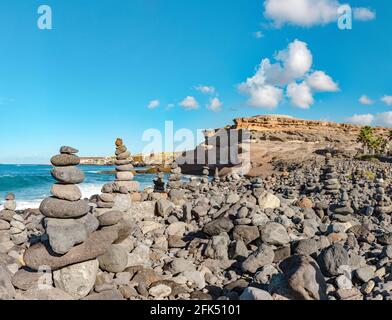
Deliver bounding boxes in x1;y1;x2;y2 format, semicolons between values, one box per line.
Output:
147;99;160;109
306;71;339;92
179;96;199;110
239;39;338;109
381;95;392;106
206;97;223;112
359;95;374;105
346;113;374;126
346;112;392;128
286;82;314;109
264;0;376;27
354;8;376;21
375;112;392;127
195;85;215;95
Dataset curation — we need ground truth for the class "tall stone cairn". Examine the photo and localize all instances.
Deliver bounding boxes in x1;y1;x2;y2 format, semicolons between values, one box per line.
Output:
39;146;96;255
113;138;139;193
23;147;121;299
322;153;341;196
96;139;139;215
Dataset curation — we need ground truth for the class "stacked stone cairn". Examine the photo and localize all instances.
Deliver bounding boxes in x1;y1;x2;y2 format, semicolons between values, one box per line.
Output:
212;167;220;184
322;153;341;196
0;193;17;253
332;190;354;222
95;139;139;215
374;175;392;215
22;146;123;299
113;138;139;194
167;162;182;189
153;170;165;193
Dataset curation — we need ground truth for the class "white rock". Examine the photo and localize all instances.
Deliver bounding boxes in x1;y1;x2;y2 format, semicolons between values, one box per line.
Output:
240;287;273;300
258;192;281;210
166;222;187;237
149;284;172;298
53;259;99;299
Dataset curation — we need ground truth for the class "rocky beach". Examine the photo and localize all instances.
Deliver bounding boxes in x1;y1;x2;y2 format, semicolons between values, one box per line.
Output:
2;116;392;301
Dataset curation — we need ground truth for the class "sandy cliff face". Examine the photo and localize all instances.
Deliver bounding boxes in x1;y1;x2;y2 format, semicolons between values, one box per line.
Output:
180;115;390;177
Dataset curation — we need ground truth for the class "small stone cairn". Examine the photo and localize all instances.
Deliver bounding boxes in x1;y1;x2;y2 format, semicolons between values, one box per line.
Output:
153;170;166;193
167;162;182;189
0;193;18;253
374;175;392;215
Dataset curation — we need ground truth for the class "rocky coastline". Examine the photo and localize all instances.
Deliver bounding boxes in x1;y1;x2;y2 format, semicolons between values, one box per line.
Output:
2;139;392;300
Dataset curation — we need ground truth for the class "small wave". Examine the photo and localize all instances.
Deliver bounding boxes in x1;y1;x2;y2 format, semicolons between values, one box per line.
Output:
86;171;99;174
79;183;103;199
0;199;43;210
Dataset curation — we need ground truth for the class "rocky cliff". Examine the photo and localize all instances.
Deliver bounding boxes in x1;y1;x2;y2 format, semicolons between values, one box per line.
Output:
180;115;390;177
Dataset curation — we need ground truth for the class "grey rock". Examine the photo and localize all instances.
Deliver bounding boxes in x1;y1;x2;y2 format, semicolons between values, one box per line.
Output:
45;218;89;254
242;244;275;274
51;166;85;184
51;184;82;201
261;222;290;246
319;244;350;277
355;266;375;283
280;255;327;300
40;197;90;219
240;287;273;300
98;211;123;227
60;146;79;154
98;244;128;273
0;265;15;300
166;258;196;275
51;154;80;166
203;217;234;236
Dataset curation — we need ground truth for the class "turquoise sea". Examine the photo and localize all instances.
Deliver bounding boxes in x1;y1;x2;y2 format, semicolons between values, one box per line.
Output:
0;164;162;209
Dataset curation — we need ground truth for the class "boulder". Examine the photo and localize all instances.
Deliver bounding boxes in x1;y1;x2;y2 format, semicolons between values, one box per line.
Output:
280;255;327;300
53;259;99;299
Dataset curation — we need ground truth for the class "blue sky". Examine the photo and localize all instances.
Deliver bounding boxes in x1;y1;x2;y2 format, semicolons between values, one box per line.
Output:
0;0;391;163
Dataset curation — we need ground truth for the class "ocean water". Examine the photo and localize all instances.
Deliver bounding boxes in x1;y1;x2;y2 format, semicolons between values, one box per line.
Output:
0;164;161;210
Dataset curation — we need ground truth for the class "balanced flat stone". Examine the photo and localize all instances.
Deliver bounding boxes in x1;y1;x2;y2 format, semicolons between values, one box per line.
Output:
51;184;82;201
115;164;134;172
40;197;90;218
23;229;119;271
116;172;134;181
51;154;80;167
60;146;79;154
51;166;84;184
